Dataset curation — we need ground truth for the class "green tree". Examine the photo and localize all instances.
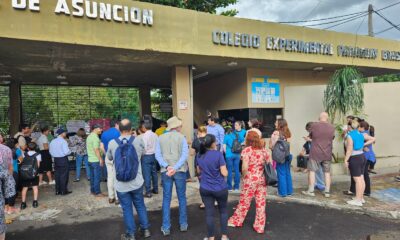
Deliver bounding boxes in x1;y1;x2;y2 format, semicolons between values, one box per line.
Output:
140;0;238;16
323;66;364;122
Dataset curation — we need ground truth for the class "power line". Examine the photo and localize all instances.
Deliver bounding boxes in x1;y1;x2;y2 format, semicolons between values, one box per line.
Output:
303;12;367;27
373;10;400;31
278;10;367;24
323;13;368;29
375;23;400;35
278;1;400;25
375;1;400;12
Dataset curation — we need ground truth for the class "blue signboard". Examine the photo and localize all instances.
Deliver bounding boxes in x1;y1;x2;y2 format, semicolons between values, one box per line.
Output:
251;76;280;104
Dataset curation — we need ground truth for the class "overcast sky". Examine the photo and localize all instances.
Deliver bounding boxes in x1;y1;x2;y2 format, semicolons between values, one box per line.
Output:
219;0;400;41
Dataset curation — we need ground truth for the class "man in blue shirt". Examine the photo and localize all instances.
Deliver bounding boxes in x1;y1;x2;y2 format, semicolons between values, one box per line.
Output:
207;117;225;151
49;129;72;196
223;121;246;192
155;116;189;236
101;120;121;204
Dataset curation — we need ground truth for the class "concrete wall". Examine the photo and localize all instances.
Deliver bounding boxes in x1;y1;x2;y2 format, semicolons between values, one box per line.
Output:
246;68;331;109
194;69;248;123
1;1;400;70
284;82;400;169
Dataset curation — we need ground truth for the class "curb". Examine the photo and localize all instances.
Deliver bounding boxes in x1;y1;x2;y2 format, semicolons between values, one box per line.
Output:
266;195;400;221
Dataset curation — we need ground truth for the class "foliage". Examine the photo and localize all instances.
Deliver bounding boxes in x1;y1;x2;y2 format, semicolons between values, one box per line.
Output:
21;86;140;128
361;73;400;83
323;66;364;122
140;0;238;16
151;89;172;120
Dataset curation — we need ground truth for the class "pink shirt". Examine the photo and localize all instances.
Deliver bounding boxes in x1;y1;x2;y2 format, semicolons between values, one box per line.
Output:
142;130;158;155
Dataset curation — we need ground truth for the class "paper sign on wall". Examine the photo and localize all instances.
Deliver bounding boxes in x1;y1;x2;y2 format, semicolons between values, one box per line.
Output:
251;76;280;104
179;101;188;110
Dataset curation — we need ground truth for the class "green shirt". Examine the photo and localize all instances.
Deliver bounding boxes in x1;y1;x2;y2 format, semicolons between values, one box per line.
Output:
87;132;101;163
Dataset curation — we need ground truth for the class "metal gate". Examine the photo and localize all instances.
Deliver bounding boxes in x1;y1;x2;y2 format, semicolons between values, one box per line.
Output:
0;86;9;134
21;85;140;127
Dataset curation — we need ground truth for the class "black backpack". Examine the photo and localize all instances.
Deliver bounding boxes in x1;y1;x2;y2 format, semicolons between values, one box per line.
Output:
231;132;243;154
20;153;39;180
272;136;290;164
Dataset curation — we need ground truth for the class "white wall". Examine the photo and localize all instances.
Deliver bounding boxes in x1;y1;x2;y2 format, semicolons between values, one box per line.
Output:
284;82;400;168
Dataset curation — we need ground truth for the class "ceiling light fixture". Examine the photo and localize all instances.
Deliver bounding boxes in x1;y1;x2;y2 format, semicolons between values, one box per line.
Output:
227;61;238;67
193;72;209;80
60;81;69;85
0;74;12;78
313;66;324;71
101;83;109;87
1;80;11;84
56;75;67;80
104;78;113;82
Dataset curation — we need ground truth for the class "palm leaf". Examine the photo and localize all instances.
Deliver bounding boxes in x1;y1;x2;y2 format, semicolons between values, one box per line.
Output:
323;66;364;122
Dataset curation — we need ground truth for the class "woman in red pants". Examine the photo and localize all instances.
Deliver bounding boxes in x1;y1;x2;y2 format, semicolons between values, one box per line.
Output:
228;131;271;234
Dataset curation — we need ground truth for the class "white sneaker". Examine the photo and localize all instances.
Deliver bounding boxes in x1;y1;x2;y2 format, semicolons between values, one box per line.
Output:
352;197;366;204
347;199;363;207
39;181;48;186
48;180;56;185
233;189;241;194
302;191;315;197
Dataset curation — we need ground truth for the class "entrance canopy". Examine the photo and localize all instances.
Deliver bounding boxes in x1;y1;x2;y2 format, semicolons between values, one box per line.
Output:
0;0;399;88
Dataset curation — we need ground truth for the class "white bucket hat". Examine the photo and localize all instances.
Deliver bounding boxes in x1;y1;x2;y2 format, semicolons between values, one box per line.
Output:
166;116;183;131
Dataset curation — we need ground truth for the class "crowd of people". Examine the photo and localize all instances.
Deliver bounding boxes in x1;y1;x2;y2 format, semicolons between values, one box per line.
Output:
0;111;398;240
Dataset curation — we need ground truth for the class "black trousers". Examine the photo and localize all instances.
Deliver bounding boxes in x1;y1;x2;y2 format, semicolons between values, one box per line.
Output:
54;156;70;193
200;188;228;238
350;159;371;195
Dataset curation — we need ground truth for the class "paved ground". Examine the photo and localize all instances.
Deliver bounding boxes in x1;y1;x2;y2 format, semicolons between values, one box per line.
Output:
5;166;400;239
7;200;400;240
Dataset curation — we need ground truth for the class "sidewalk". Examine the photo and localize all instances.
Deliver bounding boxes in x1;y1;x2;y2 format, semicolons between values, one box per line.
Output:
266;166;400;220
6;166;400;231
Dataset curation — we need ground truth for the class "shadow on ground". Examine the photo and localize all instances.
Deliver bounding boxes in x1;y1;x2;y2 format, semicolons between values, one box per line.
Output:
7;200;400;240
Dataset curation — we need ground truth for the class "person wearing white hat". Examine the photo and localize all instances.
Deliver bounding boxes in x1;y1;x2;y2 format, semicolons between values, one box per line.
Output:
155;116;189;236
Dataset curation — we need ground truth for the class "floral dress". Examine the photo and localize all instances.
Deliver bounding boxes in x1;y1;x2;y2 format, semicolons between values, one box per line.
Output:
228;146;269;234
0;145;16;234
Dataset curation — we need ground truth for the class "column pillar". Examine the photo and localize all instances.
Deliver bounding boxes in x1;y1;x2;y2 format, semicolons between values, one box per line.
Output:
171;66;194;176
139;86;152;117
9;80;21;135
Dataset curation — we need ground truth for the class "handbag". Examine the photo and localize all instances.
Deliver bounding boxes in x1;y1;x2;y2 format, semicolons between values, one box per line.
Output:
264;162;278;186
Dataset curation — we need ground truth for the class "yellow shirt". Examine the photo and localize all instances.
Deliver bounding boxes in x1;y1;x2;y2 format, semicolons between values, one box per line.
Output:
155;127;166;136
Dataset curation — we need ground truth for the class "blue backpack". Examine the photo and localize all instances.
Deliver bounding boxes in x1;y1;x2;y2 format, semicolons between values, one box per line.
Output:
114;137;139;182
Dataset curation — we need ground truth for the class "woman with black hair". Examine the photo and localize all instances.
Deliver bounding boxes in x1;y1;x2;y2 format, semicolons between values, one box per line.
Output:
197;134;229;240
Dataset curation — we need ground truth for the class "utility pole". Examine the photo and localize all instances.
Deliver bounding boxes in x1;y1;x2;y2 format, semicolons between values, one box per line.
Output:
368;4;374;37
368;4;374;83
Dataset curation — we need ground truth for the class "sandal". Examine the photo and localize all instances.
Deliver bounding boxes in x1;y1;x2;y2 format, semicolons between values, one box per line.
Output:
199;203;205;209
342;190;354;196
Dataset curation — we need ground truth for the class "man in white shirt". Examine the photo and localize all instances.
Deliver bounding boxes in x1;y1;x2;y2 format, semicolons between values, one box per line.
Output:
49;129;72;196
139;118;159;198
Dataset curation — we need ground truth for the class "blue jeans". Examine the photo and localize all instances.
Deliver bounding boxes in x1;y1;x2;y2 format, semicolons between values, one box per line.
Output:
226;154;241;190
276;155;293;197
315;167;326;191
141;154;158;194
75;154;90;180
89;162;101;195
161;172;187;231
117;186;150;236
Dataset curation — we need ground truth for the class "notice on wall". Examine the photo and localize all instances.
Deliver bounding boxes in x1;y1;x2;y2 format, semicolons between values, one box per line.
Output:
251;76;280;104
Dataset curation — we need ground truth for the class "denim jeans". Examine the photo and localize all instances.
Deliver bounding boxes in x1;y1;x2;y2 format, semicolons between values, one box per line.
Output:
276;155;293;197
76;154;90;180
226;154;241;190
315;167;326;191
200;188;228;237
117;186;150;236
161;172;187;231
89;162;101;195
141;154;158;194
